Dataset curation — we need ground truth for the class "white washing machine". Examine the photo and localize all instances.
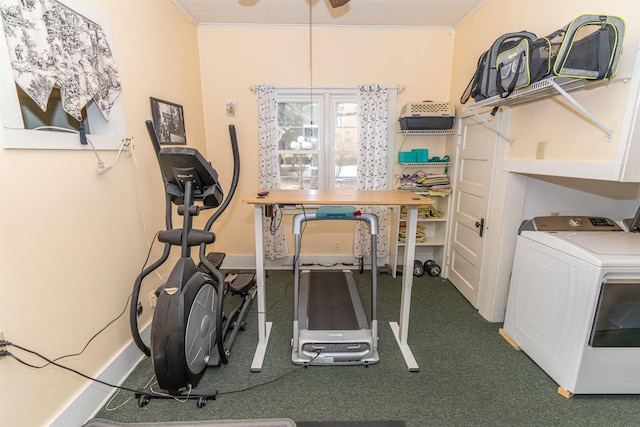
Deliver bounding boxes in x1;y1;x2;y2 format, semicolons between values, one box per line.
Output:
502;217;640;396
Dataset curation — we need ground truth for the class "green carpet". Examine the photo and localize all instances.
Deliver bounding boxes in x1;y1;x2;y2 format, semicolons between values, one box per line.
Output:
85;419;296;426
84;419;404;427
93;270;640;427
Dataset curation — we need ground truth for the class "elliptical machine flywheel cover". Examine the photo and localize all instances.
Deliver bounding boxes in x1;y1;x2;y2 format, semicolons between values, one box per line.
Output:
151;264;220;393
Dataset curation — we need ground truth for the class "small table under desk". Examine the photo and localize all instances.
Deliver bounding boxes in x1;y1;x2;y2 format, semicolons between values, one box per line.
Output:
243;189;433;372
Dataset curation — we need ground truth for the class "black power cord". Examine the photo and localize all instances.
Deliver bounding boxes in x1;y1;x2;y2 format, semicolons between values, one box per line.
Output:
0;233;163;394
2;341;142;395
1;340;322;403
217;351;321;397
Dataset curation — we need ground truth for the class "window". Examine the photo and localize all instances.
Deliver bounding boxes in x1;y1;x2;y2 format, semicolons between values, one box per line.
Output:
276;90;358;190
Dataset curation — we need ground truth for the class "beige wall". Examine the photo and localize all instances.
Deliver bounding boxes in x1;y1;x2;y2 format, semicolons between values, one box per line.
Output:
451;0;640;164
0;1;205;425
197;26;455;257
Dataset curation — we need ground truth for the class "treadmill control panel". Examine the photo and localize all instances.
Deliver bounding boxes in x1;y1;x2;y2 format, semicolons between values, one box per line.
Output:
530;216;622;232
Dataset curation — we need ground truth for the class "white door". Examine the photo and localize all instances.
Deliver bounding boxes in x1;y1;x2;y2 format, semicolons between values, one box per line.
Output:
448;114;497;307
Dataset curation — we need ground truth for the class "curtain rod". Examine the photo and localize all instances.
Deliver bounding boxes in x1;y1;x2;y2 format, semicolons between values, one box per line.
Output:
250;84;405;93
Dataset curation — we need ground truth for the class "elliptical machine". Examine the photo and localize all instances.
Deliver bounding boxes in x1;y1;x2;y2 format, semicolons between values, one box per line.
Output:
129;121;255;408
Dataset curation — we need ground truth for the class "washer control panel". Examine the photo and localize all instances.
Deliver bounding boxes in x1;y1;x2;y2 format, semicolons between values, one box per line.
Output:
531;216;622;232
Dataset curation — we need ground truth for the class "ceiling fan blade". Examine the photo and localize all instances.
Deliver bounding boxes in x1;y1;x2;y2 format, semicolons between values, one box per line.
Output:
329;0;350;8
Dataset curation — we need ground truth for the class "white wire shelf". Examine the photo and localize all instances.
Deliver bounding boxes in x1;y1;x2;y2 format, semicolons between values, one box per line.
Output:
463;76;630;143
399;129;455;136
467;76;628;110
398;161;451;168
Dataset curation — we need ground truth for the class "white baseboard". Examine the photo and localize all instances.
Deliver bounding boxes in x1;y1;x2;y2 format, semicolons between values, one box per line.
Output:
49;325;150;426
222;254;388;270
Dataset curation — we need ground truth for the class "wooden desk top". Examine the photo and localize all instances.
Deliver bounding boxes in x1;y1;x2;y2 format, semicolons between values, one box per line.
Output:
243;189;433;206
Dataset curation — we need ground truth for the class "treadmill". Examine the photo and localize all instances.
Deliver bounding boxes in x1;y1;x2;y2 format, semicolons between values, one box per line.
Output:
291;206;379;366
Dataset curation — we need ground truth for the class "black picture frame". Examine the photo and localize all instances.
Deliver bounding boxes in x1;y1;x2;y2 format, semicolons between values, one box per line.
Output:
150;97;186;144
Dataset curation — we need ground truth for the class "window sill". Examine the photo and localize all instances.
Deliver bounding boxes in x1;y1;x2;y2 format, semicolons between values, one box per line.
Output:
2;127;125;151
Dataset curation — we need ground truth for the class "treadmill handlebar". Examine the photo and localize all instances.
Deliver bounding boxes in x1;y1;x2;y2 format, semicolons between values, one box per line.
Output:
292;212;378;235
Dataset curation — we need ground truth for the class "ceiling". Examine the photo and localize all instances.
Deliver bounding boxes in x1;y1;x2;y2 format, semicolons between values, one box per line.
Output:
171;0;487;28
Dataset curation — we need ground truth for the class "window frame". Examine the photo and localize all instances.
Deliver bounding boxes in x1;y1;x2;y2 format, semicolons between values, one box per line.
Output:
276;88;359;191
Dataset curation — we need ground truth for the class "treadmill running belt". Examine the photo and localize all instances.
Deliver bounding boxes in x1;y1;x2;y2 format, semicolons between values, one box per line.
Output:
308;271;360;330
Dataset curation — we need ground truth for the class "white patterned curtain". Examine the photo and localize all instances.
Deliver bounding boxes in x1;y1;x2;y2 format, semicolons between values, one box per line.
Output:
0;0;121;121
255;84;288;260
354;84;389;259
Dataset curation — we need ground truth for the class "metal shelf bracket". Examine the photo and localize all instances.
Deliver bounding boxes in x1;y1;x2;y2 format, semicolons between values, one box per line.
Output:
549;79;615;142
468;107;513;144
464;76;628;144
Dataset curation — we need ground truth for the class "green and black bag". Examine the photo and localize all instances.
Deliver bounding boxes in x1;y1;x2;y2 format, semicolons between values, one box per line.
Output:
553;14;626;80
461;31;548;103
495;34;558;98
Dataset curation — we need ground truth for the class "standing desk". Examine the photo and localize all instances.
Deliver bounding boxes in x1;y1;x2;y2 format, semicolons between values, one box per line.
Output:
243;189;433;372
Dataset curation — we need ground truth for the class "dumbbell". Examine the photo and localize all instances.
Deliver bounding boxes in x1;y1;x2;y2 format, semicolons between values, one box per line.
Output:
413;260;424;277
424;259;441;277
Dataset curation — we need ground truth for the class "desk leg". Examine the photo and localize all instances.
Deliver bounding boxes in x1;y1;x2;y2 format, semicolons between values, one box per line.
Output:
389;205;419;372
251;205;272;372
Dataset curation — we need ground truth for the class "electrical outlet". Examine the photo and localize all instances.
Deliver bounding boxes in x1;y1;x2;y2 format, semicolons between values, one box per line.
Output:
535;141;546;160
334;241;340;251
122;138;134;154
149;290;157;309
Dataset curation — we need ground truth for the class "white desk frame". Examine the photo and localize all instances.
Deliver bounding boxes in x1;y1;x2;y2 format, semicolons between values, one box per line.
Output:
244;190;431;372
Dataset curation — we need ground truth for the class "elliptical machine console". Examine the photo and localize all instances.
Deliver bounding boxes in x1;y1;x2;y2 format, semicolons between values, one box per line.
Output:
158;147;223;207
130;121;255;408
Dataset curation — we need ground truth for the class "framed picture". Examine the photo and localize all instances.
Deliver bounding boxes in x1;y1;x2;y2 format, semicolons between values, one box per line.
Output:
150;97;186;144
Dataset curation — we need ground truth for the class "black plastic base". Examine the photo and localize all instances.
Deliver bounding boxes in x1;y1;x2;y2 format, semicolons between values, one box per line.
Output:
135;387;218;408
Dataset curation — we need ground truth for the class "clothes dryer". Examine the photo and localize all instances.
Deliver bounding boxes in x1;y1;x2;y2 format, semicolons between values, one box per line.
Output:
502;228;640;396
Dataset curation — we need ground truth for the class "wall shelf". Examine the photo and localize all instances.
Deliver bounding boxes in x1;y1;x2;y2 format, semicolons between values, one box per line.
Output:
464;76;630;143
398;161;452;168
399;129;456;136
391;127;453;277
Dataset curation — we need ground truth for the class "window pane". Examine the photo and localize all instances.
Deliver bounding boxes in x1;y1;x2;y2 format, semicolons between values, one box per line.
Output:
334;153;357;189
334;101;358;151
333;101;358;190
278;101;319;152
335;177;357;189
279;153;319;190
334;127;357;151
279;125;318;151
278;101;318;126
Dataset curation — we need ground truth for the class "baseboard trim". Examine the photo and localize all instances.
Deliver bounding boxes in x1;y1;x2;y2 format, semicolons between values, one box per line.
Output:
221;254;387;270
49;325;150;427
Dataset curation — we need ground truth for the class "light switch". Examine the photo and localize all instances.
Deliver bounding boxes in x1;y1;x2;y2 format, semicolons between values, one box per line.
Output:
226;100;237;117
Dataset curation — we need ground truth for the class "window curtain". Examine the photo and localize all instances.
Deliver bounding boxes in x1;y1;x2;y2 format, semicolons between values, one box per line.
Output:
255;84;288;260
354;84;389;259
0;0;121;121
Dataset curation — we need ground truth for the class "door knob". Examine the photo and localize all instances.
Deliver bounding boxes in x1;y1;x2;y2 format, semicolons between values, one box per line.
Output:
475;218;485;237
